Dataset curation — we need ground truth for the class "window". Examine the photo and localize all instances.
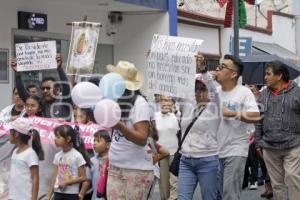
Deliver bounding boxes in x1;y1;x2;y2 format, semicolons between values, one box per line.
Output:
0;49;9;83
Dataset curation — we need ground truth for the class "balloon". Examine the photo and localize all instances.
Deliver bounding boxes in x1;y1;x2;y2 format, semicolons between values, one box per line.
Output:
71;82;102;108
93;99;121;128
99;73;125;100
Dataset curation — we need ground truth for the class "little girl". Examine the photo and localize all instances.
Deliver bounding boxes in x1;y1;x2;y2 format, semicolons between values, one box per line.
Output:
8;117;44;200
24;95;44;117
74;107;95;124
46;124;91;200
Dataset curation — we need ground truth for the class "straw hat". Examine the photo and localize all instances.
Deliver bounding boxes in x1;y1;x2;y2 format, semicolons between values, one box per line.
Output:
106;61;144;91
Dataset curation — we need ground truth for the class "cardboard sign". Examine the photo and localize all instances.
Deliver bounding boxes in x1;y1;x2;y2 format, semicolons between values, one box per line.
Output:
148;34;203;98
16;41;57;71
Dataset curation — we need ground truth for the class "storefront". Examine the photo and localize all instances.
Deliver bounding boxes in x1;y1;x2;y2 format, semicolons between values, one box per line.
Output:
0;0;175;109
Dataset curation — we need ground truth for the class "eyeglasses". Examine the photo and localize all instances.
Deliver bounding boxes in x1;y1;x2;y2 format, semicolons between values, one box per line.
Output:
216;63;236;71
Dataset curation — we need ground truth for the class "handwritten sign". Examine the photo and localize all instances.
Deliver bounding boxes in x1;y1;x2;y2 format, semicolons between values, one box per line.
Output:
148;34;203;98
16;41;57;71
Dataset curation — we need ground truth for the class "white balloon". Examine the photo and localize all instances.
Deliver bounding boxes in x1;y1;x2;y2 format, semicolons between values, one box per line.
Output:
93;99;121;128
71;82;102;108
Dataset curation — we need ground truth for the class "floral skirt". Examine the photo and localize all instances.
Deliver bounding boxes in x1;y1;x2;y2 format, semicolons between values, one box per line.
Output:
107;165;154;200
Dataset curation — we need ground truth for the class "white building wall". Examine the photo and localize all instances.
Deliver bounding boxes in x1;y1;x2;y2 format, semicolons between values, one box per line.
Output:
114;12;169;93
291;0;300;55
179;0;292;28
296;17;300;55
0;0;168;109
220;14;296;55
272;15;296;53
178;23;219;55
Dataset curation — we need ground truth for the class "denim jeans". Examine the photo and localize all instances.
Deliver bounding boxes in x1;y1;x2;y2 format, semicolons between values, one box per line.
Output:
178;155;219;200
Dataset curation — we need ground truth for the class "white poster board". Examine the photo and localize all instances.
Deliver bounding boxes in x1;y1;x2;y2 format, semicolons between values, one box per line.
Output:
148;34;203;98
66;21;101;76
16;41;57;71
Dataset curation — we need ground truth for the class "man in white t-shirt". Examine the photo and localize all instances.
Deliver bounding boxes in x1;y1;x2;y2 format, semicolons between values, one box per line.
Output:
214;54;260;200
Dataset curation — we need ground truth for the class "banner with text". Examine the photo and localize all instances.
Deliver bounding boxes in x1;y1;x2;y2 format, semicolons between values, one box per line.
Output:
0;117;108;149
16;41;57;71
148;34;203;98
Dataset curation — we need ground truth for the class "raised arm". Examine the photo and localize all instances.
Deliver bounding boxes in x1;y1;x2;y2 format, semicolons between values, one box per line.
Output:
56;54;72;104
11;58;30;102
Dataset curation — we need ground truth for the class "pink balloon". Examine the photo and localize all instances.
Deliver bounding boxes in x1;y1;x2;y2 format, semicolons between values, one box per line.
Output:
93;99;121;128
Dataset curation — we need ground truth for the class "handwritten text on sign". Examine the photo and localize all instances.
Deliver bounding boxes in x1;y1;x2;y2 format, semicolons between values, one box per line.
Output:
148;34;203;98
16;41;57;71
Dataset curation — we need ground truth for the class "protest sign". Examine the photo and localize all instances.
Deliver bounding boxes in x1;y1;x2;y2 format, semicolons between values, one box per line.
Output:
16;41;57;71
66;21;101;76
148;34;203;98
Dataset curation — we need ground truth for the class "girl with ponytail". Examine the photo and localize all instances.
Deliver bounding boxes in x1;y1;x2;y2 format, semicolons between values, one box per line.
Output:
7;117;44;200
45;124;91;200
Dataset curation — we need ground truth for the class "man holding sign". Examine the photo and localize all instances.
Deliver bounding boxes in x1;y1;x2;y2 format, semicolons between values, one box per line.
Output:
11;49;72;121
212;54;260;200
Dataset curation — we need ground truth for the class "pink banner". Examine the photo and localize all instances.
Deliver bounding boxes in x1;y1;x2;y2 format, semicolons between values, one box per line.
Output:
0;117;108;149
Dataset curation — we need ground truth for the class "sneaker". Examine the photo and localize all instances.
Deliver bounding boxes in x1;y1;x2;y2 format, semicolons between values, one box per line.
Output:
249;182;258;190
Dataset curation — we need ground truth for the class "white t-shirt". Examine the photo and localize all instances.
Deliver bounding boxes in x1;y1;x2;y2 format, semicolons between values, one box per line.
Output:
155;112;179;155
109;95;153;170
53;148;86;194
8;147;39;200
217;85;259;158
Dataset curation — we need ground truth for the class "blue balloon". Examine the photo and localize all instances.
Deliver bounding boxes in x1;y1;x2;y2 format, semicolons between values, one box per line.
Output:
99;73;126;100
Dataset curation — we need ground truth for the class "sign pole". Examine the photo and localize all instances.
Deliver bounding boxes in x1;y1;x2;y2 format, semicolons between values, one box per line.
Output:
233;0;239;58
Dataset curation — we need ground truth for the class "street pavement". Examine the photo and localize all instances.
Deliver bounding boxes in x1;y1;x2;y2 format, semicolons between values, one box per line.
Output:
151;184;274;200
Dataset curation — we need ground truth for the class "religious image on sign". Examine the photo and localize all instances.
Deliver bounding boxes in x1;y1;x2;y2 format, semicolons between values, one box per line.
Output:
148;34;203;99
15;41;57;71
66;21;101;76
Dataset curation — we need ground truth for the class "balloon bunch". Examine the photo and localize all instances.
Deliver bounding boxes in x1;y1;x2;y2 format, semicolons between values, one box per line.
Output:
71;73;125;128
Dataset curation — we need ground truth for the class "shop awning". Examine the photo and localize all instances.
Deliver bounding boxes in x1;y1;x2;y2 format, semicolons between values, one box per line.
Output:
252;41;300;64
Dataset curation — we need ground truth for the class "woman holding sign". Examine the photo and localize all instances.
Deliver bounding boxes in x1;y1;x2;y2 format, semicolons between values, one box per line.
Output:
105;61;154;200
177;56;220;200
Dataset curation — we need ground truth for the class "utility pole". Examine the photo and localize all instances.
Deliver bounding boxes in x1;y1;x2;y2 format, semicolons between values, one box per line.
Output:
233;0;239;57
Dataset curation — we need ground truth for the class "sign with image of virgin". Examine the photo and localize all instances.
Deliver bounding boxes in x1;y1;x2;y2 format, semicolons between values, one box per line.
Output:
66;21;101;76
148;34;203;98
15;41;57;71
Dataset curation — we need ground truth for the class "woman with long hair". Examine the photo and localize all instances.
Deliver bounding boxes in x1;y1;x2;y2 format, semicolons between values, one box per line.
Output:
105;61;154;200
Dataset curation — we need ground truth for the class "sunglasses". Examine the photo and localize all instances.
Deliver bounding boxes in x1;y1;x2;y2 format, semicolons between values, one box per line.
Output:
41;86;51;91
216;63;236;71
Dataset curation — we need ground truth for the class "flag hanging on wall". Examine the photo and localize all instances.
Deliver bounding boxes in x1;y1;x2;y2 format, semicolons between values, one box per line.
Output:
218;0;255;28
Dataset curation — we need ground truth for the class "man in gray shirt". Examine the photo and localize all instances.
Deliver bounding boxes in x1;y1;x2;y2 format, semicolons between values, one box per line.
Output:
256;60;300;200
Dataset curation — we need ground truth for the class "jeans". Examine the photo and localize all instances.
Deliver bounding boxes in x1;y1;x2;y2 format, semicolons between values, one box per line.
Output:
219;156;247;200
53;192;79;200
178;155;219;200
